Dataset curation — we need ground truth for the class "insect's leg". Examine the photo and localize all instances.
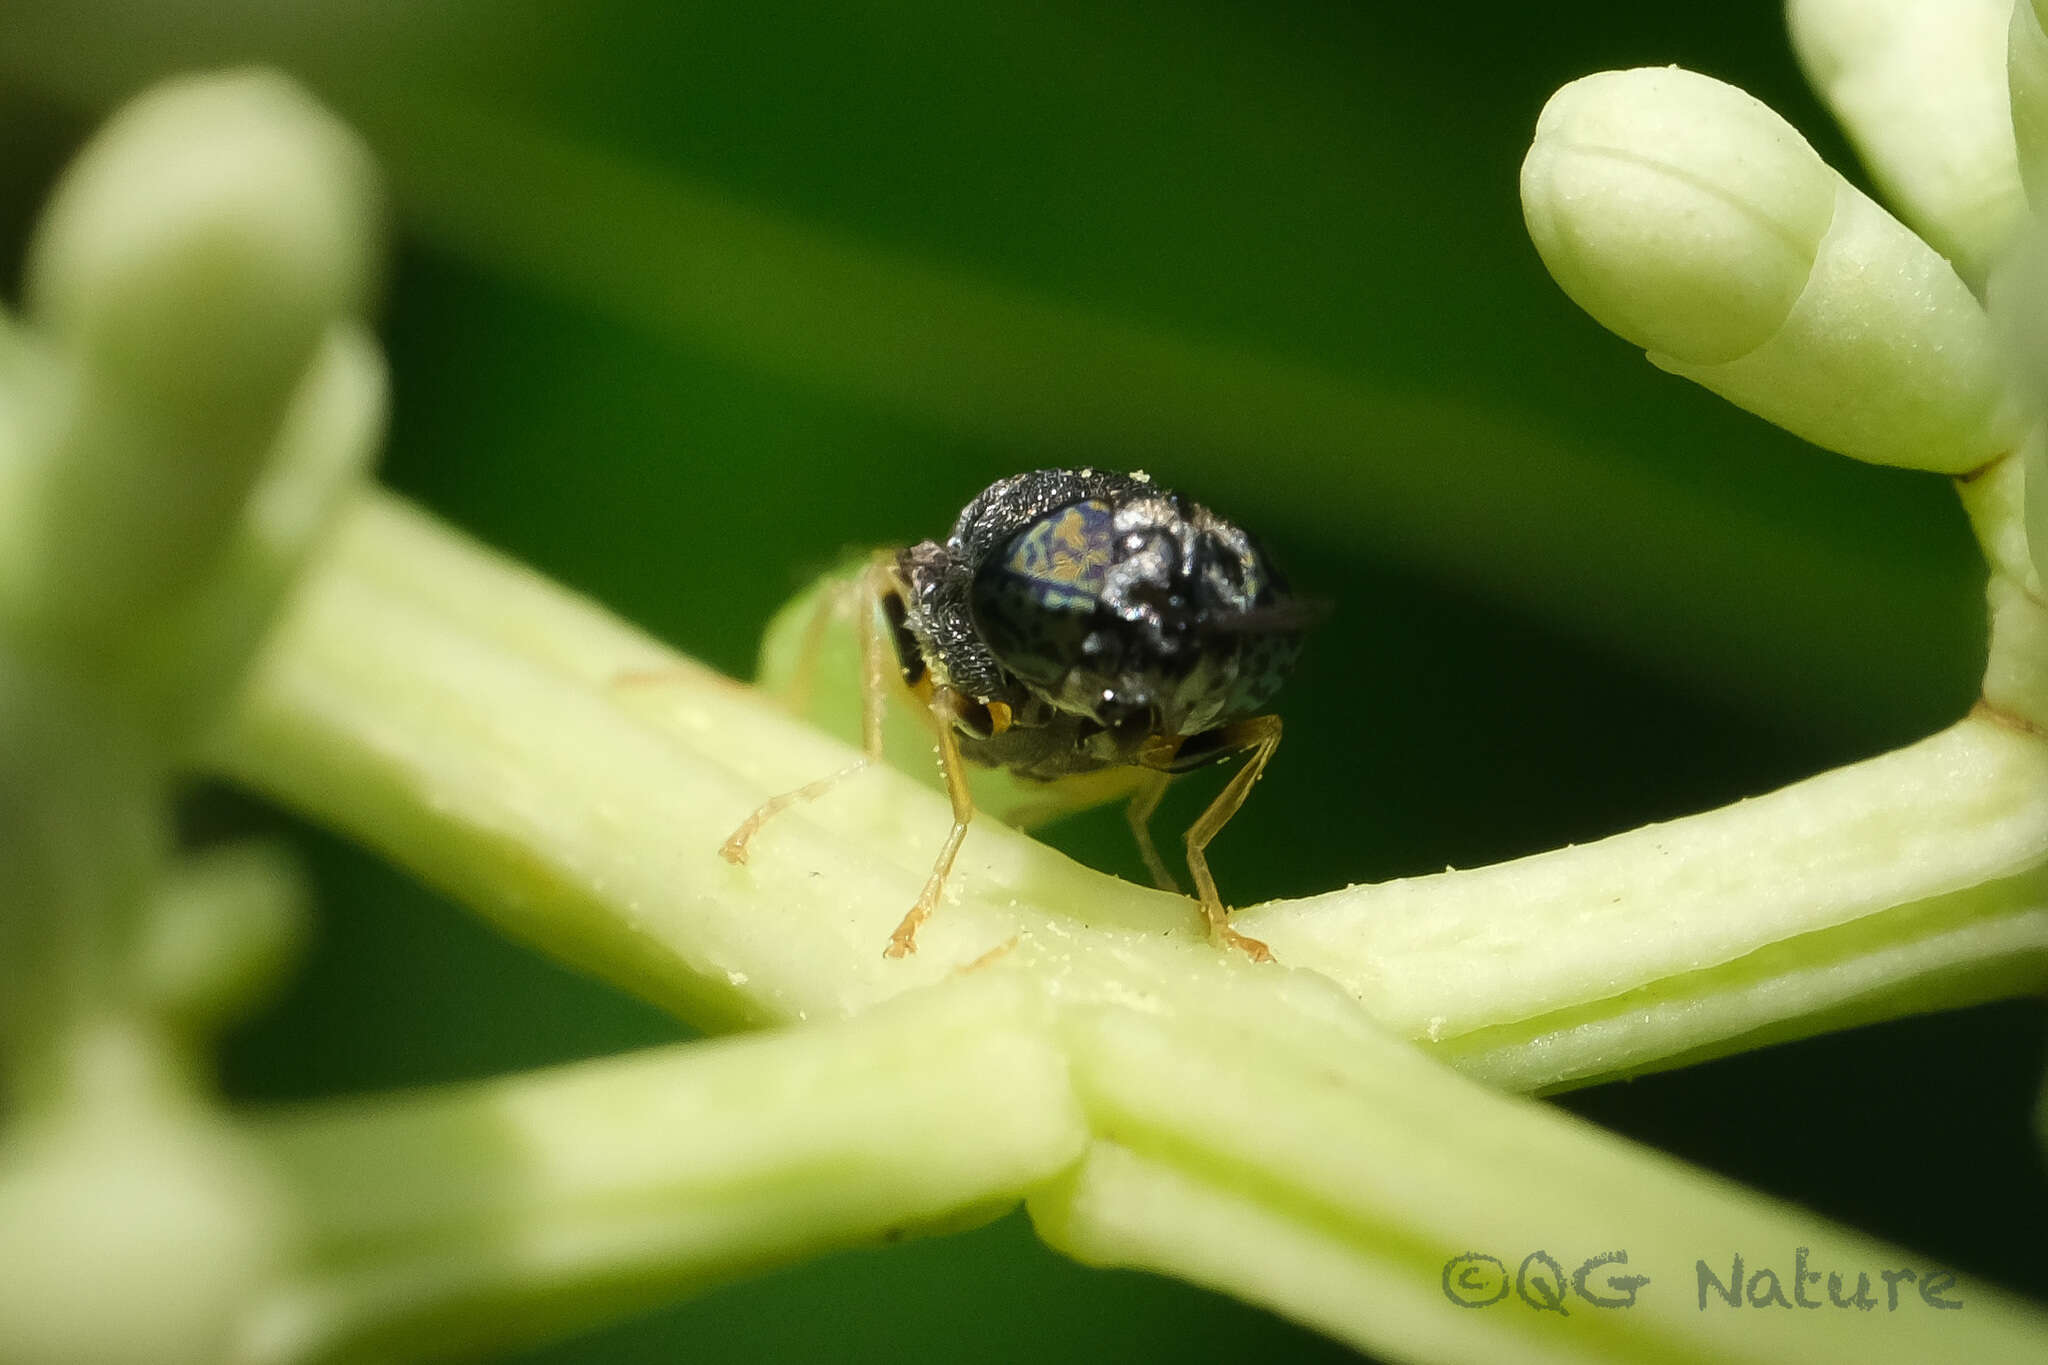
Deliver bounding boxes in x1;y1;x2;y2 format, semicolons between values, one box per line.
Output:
716;759;866;864
885;685;975;958
718;558;897;865
854;553;895;761
1180;714;1282;964
781;567;858;717
1125;769;1180;893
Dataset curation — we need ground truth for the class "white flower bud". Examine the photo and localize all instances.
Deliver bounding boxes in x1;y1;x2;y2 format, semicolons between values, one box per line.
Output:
18;71;380;640
1789;0;2024;286
2009;0;2048;211
27;70;377;419
131;843;308;1036
1522;67;1834;365
1522;67;2020;474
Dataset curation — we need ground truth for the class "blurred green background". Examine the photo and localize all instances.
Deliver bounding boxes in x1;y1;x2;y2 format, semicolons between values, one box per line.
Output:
4;2;2044;1360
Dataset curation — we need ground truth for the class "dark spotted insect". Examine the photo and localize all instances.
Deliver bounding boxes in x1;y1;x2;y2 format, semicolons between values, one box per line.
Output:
720;467;1312;960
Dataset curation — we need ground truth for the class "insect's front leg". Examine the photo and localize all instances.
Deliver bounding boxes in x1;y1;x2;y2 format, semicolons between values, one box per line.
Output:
718;555;896;865
1172;714;1282;964
884;684;976;958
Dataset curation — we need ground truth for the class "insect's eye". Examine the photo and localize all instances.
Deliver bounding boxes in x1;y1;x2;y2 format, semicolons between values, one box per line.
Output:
1210;551;1244;592
1197;531;1267;608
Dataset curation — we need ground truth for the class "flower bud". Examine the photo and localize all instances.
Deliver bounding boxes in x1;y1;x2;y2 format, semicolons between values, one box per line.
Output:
1789;0;2024;286
1522;67;2019;474
28;70;377;426
18;70;380;641
2010;0;2048;212
131;843;308;1037
1522;67;1834;365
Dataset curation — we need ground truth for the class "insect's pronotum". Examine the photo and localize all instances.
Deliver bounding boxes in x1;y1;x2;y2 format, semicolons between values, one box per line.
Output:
721;468;1312;960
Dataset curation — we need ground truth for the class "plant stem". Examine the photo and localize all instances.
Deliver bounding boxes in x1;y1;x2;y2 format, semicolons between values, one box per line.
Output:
238;975;1084;1363
238;945;2048;1363
209;491;2048;1093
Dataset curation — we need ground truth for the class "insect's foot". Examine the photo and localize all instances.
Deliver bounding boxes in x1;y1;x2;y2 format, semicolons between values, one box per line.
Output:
719;760;872;870
719;804;779;866
885;898;934;958
1199;900;1274;963
1219;923;1275;964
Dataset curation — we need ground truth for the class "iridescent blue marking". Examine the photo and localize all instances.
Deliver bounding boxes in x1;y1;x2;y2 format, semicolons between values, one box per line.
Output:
1002;500;1114;608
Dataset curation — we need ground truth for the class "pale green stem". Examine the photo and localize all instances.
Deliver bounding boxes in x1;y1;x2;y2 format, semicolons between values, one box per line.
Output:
0;1017;291;1365
236;949;2048;1364
1033;967;2048;1364
1246;716;2048;1090
0;667;164;1100
237;976;1085;1364
210;491;2048;1096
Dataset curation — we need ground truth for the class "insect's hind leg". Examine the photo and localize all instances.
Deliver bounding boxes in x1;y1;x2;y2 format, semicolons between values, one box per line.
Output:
884;684;976;958
719;555;896;865
1179;714;1282;964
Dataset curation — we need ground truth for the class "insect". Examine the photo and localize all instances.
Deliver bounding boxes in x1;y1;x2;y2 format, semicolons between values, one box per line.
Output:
720;467;1311;961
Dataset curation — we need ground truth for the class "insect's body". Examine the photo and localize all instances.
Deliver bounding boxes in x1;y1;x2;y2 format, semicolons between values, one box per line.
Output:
721;467;1310;961
893;468;1301;778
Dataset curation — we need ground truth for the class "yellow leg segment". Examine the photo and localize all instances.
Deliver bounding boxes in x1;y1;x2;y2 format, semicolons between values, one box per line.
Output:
1126;769;1180;893
885;684;976;958
1180;714;1282;964
718;558;894;865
